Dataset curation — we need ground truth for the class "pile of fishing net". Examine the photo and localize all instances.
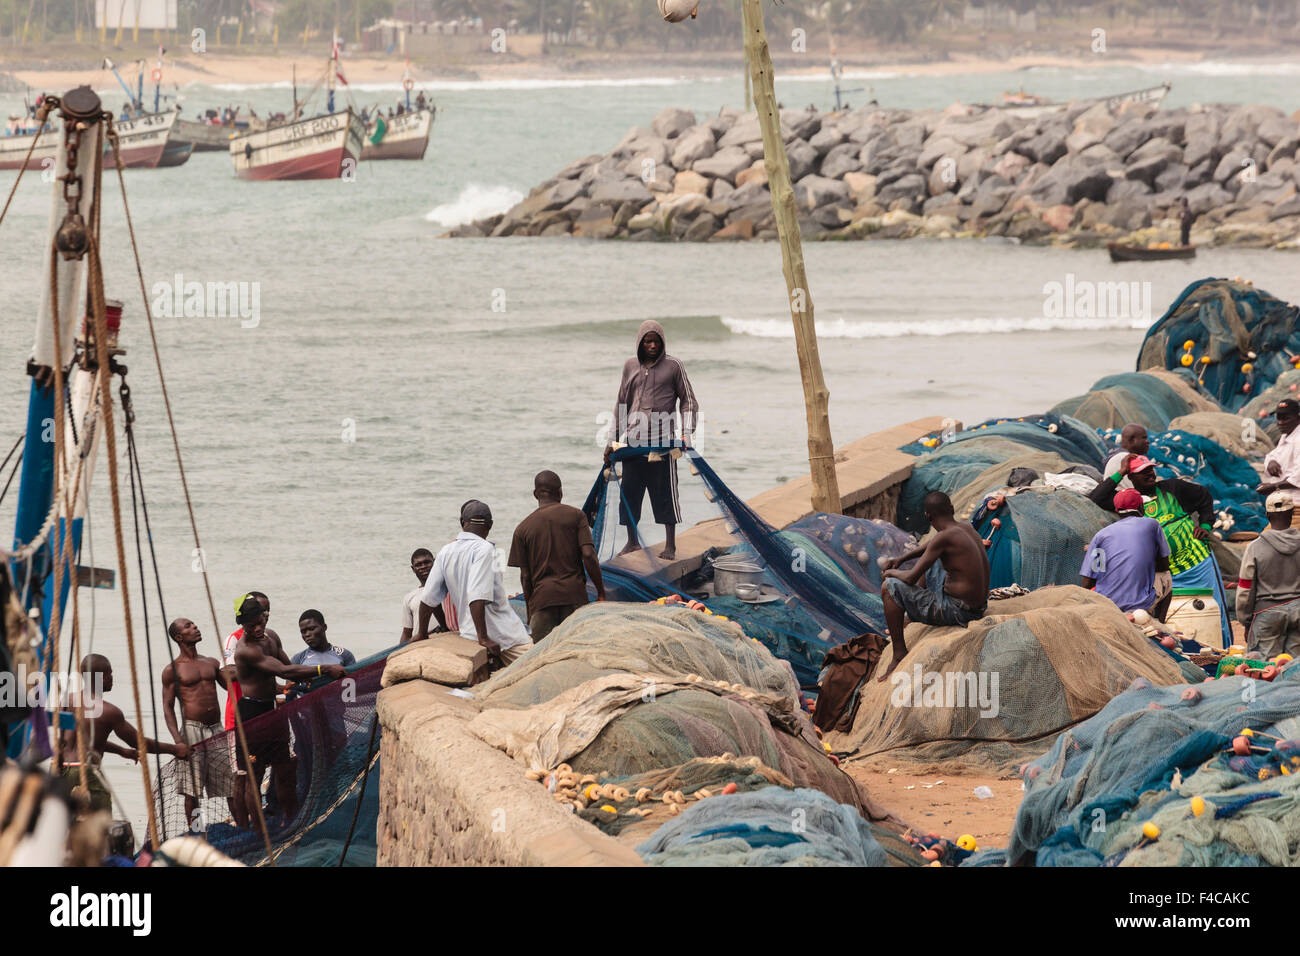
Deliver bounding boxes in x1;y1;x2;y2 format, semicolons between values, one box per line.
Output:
824;587;1190;775
1051;370;1218;432
1167;411;1275;460
896;415;1107;533
469;602;874;813
992;665;1300;866
635;787;912;866
151;651;387;866
1242;366;1300;425
582;447;910;689
1137;278;1300;413
971;487;1115;590
1100;426;1267;533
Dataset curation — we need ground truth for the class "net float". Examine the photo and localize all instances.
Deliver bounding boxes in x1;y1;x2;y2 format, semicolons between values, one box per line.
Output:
722;782;738;795
1190;796;1206;817
1147;701;1163;710
1142;822;1160;839
1180;354;1194;367
956;834;977;851
1160;635;1177;649
1132;609;1151;625
1183;340;1195;350
921;848;940;861
990;518;1002;529
1241;728;1282;741
1231;735;1268;756
1180;688;1202;703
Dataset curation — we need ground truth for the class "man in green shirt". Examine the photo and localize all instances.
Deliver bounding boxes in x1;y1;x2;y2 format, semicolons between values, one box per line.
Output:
1088;454;1230;646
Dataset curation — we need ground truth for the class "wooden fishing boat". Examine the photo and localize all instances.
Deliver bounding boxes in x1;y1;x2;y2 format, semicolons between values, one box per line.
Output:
174;117;248;151
974;82;1172;120
230;109;365;180
0;108;181;170
1107;241;1196;262
361;107;434;161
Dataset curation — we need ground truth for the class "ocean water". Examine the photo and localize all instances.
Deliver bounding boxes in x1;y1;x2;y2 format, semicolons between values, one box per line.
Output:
0;61;1296;831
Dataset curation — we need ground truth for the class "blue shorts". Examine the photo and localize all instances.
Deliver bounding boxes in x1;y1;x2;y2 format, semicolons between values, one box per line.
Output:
884;576;985;628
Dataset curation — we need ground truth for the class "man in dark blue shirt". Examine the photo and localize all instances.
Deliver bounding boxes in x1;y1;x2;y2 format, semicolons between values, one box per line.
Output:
288;609;355;700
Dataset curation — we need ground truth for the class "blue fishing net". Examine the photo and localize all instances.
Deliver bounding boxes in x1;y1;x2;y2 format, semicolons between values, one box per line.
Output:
1001;666;1300;867
1137;278;1300;413
897;415;1106;533
580;447;914;690
971;490;1115;590
636;787;895;866
151;649;388;866
1053;371;1203;431
1100;428;1267;532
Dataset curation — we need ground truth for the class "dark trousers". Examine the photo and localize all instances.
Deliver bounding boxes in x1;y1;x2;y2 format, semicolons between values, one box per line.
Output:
619;454;681;527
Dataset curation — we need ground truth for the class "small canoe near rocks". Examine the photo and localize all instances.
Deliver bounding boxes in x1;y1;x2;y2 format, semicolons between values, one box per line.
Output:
1107;241;1197;262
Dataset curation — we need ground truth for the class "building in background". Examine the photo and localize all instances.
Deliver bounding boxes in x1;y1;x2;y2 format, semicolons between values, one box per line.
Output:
95;0;178;31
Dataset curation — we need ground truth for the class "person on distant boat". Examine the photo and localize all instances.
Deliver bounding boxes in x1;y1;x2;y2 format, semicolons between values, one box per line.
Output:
414;500;534;667
286;609;355;700
161;618;236;830
233;595;346;825
415;91;427;111
59;654;190;814
1079;489;1172;619
1089;454;1230;645
508;470;606;643
1178;196;1194;247
606;319;700;561
875;491;989;683
1102;423;1149;491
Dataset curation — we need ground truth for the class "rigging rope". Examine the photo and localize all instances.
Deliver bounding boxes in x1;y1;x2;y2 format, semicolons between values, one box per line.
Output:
109;123;276;863
0;103;49;230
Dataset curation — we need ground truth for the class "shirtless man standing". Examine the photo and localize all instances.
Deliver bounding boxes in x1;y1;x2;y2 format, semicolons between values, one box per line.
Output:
161;618;237;829
59;654;190;813
876;491;990;682
233;596;345;825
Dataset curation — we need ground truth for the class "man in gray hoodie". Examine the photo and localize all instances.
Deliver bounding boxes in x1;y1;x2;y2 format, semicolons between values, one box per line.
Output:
606;320;699;560
1236;489;1300;659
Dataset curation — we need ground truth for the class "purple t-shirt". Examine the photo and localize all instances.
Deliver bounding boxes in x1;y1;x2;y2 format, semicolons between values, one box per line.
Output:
1080;516;1171;612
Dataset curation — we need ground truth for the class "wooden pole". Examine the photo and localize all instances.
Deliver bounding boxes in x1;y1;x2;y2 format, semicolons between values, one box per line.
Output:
741;0;840;514
742;20;752;111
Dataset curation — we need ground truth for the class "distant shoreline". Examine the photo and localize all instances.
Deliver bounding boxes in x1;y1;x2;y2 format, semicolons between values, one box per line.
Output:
0;45;1277;94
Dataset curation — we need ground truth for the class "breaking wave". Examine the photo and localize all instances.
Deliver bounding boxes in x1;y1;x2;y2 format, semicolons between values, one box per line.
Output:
424;183;523;227
721;314;1149;338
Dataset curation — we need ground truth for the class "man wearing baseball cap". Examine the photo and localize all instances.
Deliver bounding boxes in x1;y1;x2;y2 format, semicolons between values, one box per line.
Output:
1236;489;1300;659
1088;452;1230;645
1258;400;1300;527
1080;488;1172;618
1101;424;1150;492
414;500;534;666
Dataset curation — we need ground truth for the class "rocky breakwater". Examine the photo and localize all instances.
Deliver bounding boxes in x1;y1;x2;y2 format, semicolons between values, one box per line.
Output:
446;101;1300;248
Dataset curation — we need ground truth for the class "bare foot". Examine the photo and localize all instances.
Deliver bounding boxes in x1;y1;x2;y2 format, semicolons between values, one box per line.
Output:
876;657;902;683
618;541;640;556
658;548;676;560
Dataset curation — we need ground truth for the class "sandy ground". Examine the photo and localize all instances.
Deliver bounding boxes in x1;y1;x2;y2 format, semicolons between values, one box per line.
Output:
4;45;1212;91
847;766;1024;850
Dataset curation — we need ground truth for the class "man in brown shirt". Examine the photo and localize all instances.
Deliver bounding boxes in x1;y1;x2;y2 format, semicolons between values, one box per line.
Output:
508;470;606;643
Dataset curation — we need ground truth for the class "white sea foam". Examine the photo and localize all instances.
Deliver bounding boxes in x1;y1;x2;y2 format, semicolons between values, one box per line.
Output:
721;314;1147;338
424;183;523;227
203;75;708;93
1137;59;1300;77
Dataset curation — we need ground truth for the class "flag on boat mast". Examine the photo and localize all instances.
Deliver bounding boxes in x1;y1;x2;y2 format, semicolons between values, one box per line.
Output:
332;35;349;86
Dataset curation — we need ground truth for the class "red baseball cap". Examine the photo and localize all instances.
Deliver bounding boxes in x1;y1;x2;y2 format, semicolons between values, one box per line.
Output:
1113;489;1144;513
1126;455;1156;474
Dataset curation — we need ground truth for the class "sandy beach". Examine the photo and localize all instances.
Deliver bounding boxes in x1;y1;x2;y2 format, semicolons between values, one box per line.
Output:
3;45;1219;92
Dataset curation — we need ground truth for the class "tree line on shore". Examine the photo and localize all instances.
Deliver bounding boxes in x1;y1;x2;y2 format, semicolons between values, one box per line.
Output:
2;0;1297;48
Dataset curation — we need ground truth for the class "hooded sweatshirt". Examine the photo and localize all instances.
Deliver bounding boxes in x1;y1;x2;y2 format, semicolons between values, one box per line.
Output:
1237;526;1300;621
612;319;699;446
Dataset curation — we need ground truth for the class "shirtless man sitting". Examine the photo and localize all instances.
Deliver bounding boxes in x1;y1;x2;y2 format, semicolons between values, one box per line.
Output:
876;491;990;682
161;618;238;830
232;596;345;826
59;654;190;813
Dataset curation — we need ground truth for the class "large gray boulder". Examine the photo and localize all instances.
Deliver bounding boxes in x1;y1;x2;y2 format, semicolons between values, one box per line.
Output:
917;135;964;170
1101;121;1149;161
820;149;863;180
794;174;850;211
1020;124;1069;165
1257;115;1299;148
653;107;696;140
781;108;822;142
693;145;752;183
1185;181;1233;217
1125;138;1182;187
1154;163;1188;193
718;113;793;149
590;178;654;206
1107;177;1153;204
876;171;927;208
610;125;655;158
1066;104;1117;154
808;124;846;154
671;125;717;168
579;157;625;187
708;107;743;136
555;153;601;180
933;111;1016;148
1220;104;1285;151
1214;146;1253;185
786;139;817;181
